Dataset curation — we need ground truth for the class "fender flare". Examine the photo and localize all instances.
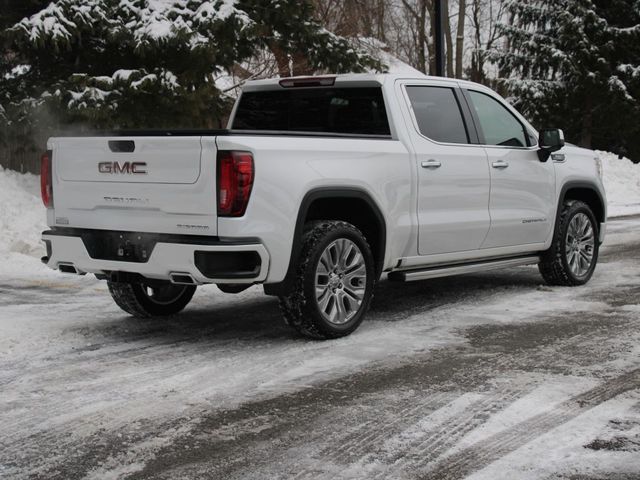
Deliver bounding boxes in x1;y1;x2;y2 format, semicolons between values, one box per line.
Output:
554;181;606;239
263;187;387;296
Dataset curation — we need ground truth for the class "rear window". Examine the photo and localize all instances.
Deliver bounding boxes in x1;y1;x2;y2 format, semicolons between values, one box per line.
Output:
232;87;391;136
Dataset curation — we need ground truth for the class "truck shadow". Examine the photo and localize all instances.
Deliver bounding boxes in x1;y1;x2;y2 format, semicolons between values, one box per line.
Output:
94;266;544;344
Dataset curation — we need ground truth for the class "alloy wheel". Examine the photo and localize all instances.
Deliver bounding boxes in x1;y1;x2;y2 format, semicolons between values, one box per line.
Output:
314;238;368;325
565;212;595;277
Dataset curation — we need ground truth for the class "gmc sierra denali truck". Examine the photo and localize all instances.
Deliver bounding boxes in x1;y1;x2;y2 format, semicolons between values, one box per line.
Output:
41;73;607;339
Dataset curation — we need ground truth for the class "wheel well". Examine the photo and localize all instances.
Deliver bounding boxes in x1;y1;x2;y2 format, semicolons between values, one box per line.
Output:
305;197;386;273
563;187;605;223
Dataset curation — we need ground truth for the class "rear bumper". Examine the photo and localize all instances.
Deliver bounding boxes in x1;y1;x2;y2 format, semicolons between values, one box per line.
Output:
41;229;269;284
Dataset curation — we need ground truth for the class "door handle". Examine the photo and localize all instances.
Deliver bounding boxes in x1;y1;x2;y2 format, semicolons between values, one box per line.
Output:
421;159;442;169
492;160;509;169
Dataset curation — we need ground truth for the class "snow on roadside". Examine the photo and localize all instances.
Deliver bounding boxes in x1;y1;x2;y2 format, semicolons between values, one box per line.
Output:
0;166;52;277
597;150;640;217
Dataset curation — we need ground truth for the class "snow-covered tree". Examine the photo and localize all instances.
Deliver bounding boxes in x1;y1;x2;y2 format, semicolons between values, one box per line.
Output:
1;0;383;131
491;0;640;160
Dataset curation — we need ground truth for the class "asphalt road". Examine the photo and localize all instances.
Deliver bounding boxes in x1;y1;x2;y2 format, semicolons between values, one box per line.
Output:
1;216;639;480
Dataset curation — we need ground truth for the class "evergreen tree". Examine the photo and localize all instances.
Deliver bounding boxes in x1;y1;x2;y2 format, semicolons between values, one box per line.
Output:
492;0;640;161
0;1;52;166
1;0;384;134
238;0;382;77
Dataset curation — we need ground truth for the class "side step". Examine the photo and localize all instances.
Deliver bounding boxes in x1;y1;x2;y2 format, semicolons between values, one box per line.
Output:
388;255;540;282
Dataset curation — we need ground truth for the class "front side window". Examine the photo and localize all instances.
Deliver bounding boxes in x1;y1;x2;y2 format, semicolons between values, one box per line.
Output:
232;87;391;136
467;90;528;147
405;86;469;144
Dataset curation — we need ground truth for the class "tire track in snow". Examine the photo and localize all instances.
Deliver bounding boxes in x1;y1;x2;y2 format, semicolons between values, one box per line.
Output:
367;386;524;479
420;368;640;480
327;392;453;464
260;311;638;480
4;220;640;479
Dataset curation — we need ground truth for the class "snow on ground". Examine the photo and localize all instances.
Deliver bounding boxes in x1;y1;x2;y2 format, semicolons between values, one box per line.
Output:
0;222;640;479
0;157;640;478
0;216;639;478
598;150;640;216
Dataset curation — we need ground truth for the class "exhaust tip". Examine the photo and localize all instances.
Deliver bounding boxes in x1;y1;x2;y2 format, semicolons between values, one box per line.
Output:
170;272;197;285
58;263;78;274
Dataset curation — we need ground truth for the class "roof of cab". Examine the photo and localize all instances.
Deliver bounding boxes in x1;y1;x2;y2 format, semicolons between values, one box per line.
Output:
241;72;484;92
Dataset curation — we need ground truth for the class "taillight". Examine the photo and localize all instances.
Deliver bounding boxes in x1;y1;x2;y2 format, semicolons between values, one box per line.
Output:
217;150;254;217
41;150;53;208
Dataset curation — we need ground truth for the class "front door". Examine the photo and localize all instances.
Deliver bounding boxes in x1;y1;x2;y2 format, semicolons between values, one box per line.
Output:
463;89;556;248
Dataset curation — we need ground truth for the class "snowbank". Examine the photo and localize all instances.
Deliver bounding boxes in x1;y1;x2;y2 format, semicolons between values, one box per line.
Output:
597;151;640;217
0;166;49;275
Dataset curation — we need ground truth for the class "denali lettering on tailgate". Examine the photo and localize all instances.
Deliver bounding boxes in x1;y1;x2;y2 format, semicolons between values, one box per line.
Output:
98;161;147;174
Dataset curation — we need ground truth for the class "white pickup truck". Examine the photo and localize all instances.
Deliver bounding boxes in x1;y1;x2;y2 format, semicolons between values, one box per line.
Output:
41;73;607;339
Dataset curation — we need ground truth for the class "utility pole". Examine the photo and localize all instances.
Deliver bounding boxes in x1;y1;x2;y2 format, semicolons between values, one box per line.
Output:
434;0;445;76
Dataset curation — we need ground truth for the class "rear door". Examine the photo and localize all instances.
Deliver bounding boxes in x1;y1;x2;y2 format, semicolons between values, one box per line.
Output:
51;136;218;235
462;89;555;248
401;82;491;256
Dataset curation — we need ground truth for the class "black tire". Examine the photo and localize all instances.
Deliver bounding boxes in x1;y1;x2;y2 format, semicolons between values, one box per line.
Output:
279;221;376;339
107;281;196;318
538;200;599;286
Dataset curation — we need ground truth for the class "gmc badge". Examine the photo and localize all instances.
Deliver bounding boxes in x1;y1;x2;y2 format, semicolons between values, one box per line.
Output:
98;161;147;174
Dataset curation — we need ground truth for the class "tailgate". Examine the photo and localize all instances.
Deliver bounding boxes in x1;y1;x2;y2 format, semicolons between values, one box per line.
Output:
50;136;218;235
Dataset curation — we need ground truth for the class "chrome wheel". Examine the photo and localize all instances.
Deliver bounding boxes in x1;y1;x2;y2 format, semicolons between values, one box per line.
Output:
143;284;189;305
565;212;595;277
314;238;367;325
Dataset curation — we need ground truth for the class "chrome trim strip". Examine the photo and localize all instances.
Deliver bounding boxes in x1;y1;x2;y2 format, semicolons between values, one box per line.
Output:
390;255;540;282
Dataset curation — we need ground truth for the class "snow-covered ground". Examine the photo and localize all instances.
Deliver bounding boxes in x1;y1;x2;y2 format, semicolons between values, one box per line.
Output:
0;160;639;479
1;215;639;479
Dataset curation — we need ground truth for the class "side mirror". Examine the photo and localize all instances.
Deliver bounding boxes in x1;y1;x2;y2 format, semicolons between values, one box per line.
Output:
537;128;565;162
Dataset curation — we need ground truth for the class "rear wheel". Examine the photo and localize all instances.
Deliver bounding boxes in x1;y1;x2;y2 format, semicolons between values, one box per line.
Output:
539;200;599;286
107;281;196;317
279;220;375;339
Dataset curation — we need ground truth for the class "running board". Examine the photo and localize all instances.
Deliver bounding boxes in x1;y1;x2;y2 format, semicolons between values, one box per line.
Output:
388;255;540;282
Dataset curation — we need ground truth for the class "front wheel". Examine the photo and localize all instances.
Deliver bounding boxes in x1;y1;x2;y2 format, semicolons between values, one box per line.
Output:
279;221;376;339
538;200;599;286
107;281;196;317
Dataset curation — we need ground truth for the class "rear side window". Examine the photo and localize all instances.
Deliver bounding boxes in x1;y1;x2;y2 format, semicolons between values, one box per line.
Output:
467;90;528;147
406;86;469;144
232;87;391;136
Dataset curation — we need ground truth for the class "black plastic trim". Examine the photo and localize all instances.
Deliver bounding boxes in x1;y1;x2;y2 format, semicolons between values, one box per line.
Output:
108;140;135;152
194;251;261;279
555;181;606;242
453;87;480;144
263;187;387;296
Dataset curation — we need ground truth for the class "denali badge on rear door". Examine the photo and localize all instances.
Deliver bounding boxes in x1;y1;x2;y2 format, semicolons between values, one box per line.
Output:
98;161;147;174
